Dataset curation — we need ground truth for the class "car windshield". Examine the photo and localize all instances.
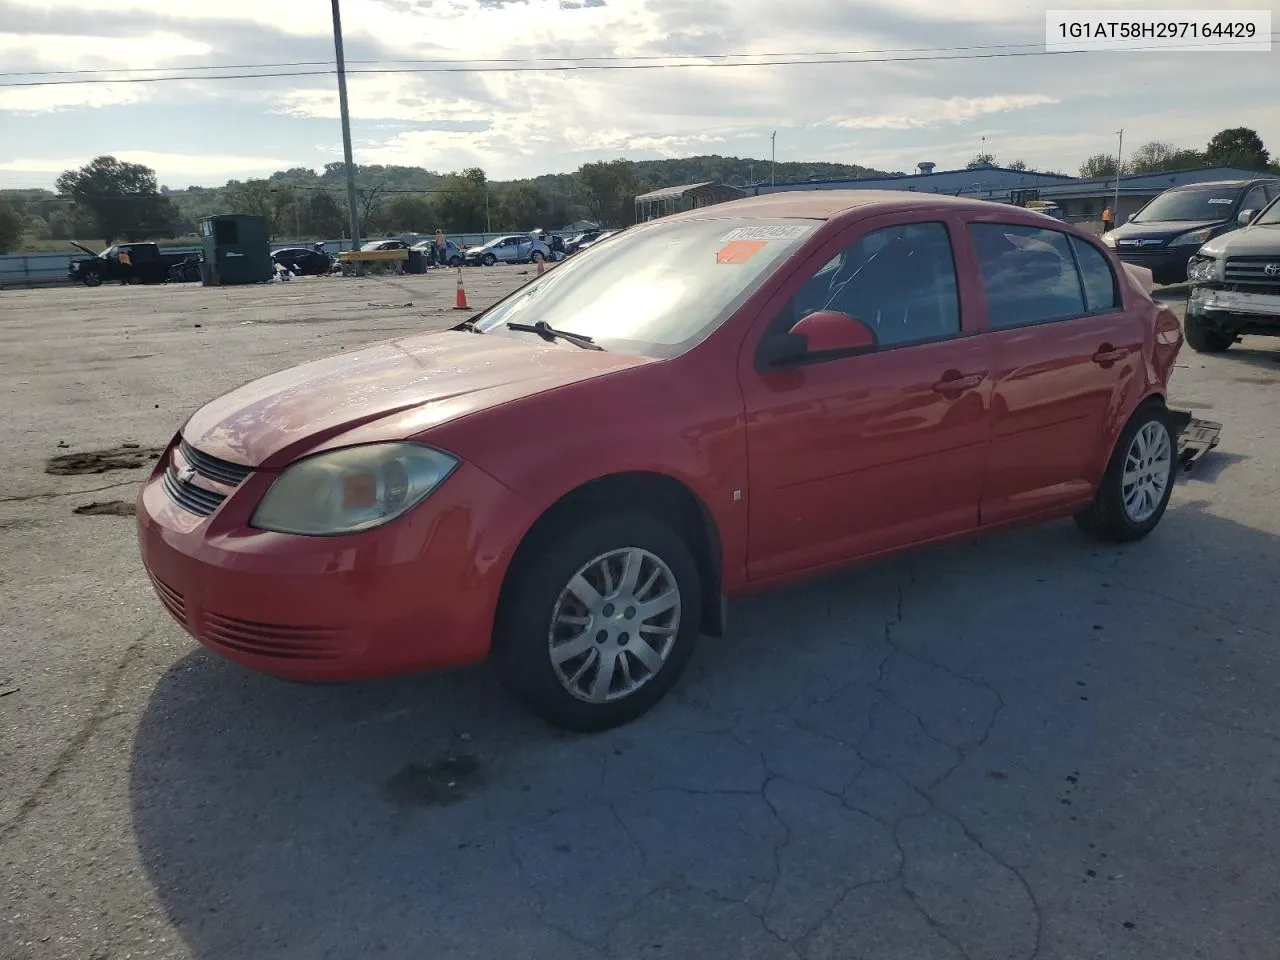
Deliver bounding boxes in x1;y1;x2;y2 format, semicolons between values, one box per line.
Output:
1255;197;1280;226
1132;187;1241;223
472;217;818;358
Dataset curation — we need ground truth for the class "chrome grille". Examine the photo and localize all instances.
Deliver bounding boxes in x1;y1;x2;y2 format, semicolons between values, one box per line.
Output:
1224;256;1280;288
163;466;226;517
179;439;252;486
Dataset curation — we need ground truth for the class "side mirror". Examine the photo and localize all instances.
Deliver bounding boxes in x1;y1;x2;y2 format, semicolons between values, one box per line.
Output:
1126;213;1135;222
1238;209;1258;227
757;310;878;369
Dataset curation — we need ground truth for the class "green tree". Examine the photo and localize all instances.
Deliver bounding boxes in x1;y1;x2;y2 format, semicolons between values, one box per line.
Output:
1204;127;1270;170
435;168;489;232
382;194;435;233
1128;141;1204;174
222;179;300;238
1079;153;1123;179
1006;159;1027;171
496;181;550;230
575;160;638;227
303;192;347;239
54;156;177;241
966;152;996;169
0;201;23;253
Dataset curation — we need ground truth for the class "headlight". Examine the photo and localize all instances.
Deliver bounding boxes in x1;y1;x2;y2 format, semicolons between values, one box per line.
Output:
1186;256;1219;283
1101;233;1116;248
1170;228;1214;247
251;442;458;536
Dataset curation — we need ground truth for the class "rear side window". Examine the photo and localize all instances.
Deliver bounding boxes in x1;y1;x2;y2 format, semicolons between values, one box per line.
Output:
968;224;1085;329
1070;237;1119;312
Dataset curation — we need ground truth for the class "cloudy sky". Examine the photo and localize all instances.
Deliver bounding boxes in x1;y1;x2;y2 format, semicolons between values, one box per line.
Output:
0;0;1277;189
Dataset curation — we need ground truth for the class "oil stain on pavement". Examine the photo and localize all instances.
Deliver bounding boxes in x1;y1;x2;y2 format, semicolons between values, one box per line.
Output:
383;755;484;809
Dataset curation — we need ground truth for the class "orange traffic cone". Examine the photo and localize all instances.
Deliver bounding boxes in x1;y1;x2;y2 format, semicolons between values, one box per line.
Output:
453;267;470;310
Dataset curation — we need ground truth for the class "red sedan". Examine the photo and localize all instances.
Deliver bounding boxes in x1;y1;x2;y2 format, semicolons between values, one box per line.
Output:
138;190;1186;731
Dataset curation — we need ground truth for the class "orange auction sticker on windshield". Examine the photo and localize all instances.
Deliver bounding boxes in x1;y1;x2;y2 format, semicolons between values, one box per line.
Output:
716;240;767;264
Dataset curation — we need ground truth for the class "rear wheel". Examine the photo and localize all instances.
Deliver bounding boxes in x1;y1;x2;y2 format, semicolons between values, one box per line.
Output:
1184;313;1234;353
1075;399;1176;542
492;513;702;732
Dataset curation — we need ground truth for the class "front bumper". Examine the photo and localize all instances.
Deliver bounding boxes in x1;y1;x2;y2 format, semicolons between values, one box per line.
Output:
1111;245;1194;282
1188;286;1280;330
136;438;535;681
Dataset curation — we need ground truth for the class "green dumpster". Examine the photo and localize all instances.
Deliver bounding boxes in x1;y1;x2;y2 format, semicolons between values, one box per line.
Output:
199;214;273;286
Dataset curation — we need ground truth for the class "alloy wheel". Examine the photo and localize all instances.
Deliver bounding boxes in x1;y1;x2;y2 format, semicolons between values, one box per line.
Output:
1122;420;1172;523
547;547;681;704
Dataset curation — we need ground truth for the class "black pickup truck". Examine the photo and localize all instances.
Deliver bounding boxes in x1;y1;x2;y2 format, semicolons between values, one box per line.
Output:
68;242;201;286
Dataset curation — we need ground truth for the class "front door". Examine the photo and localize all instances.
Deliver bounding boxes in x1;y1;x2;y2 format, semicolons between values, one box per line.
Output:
962;220;1143;523
740;217;994;582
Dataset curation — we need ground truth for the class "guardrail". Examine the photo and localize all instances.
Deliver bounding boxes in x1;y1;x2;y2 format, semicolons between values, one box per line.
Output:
0;232;572;289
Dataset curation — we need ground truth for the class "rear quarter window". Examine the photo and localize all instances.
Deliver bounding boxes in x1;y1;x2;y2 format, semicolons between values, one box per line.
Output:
1070;237;1119;313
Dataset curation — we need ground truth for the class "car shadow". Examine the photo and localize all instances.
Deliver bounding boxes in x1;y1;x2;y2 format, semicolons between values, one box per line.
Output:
1223;342;1280;373
129;499;1280;959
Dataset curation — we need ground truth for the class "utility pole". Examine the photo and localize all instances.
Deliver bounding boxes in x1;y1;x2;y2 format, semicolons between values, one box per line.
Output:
331;0;360;251
770;131;777;186
1113;128;1124;223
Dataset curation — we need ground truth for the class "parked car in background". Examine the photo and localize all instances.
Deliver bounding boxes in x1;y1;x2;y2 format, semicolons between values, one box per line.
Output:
68;241;193;286
410;239;464;267
464;233;553;266
1184;193;1280;352
1102;177;1280;284
573;229;620;254
271;246;334;276
564;229;604;254
138;190;1192;733
361;239;412;252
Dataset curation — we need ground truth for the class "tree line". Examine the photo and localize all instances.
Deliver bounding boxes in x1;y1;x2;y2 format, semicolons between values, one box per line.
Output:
0;154;884;253
1;126;1275;254
965;127;1275;180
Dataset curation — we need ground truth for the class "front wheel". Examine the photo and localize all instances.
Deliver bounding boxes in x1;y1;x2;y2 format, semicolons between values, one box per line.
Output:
482;253;497;266
492;513;702;732
1075;399;1177;542
1184;313;1234;353
80;267;103;287
449;255;462;267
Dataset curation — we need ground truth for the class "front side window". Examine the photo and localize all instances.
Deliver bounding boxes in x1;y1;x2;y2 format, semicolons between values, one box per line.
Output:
969;224;1086;329
784;221;961;348
1241;185;1268;215
472;217;818;358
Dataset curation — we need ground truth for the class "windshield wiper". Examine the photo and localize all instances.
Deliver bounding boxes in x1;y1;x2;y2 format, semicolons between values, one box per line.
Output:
506;320;603;350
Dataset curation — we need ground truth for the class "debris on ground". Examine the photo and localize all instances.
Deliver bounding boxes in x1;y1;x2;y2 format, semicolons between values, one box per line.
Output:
46;446;164;475
367;301;414;308
73;500;136;516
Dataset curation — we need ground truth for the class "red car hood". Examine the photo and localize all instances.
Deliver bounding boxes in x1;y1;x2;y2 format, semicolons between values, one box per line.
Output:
182;330;652;468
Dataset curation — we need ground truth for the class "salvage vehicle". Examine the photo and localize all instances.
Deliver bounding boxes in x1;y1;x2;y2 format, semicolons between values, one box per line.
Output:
138;190;1205;732
271;246;334;276
1101;177;1280;284
464;233;553;266
1184;193;1280;352
68;241;196;286
410;238;464;267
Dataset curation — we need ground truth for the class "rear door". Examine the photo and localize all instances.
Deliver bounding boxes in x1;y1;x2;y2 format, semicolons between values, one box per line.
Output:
963;220;1140;524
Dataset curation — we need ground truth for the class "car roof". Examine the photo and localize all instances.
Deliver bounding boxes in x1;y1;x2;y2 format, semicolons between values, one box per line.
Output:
1168;178;1278;191
661;189;1032;222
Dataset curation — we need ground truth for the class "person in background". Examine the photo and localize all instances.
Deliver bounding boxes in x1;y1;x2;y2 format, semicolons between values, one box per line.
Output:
1101;206;1114;233
434;229;447;268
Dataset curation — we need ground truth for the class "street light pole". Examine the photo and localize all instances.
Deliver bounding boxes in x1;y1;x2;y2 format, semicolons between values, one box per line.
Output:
1113;128;1124;223
770;131;777;186
331;0;360;250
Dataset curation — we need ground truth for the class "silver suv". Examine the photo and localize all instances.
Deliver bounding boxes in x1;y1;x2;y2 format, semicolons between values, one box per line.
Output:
464;234;553;266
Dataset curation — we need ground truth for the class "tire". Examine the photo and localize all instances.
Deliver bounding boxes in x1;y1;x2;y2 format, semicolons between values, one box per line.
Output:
1184;312;1234;353
81;268;103;287
492;512;702;732
449;256;461;267
483;253;497;266
1074;398;1177;543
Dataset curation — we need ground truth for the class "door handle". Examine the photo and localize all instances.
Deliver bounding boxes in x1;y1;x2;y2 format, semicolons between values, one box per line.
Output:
1093;345;1128;365
932;371;985;393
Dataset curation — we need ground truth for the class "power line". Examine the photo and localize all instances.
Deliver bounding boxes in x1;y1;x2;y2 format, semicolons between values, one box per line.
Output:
2;37;1275;88
0;41;1065;79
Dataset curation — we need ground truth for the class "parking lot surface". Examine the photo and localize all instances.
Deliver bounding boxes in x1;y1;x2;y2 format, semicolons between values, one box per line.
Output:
1;272;1278;960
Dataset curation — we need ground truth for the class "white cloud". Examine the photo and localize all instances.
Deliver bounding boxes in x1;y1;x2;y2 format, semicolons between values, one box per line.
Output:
0;0;1277;187
0;152;297;181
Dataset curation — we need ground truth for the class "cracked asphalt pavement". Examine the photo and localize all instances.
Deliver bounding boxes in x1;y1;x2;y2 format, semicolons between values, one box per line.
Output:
2;272;1278;960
